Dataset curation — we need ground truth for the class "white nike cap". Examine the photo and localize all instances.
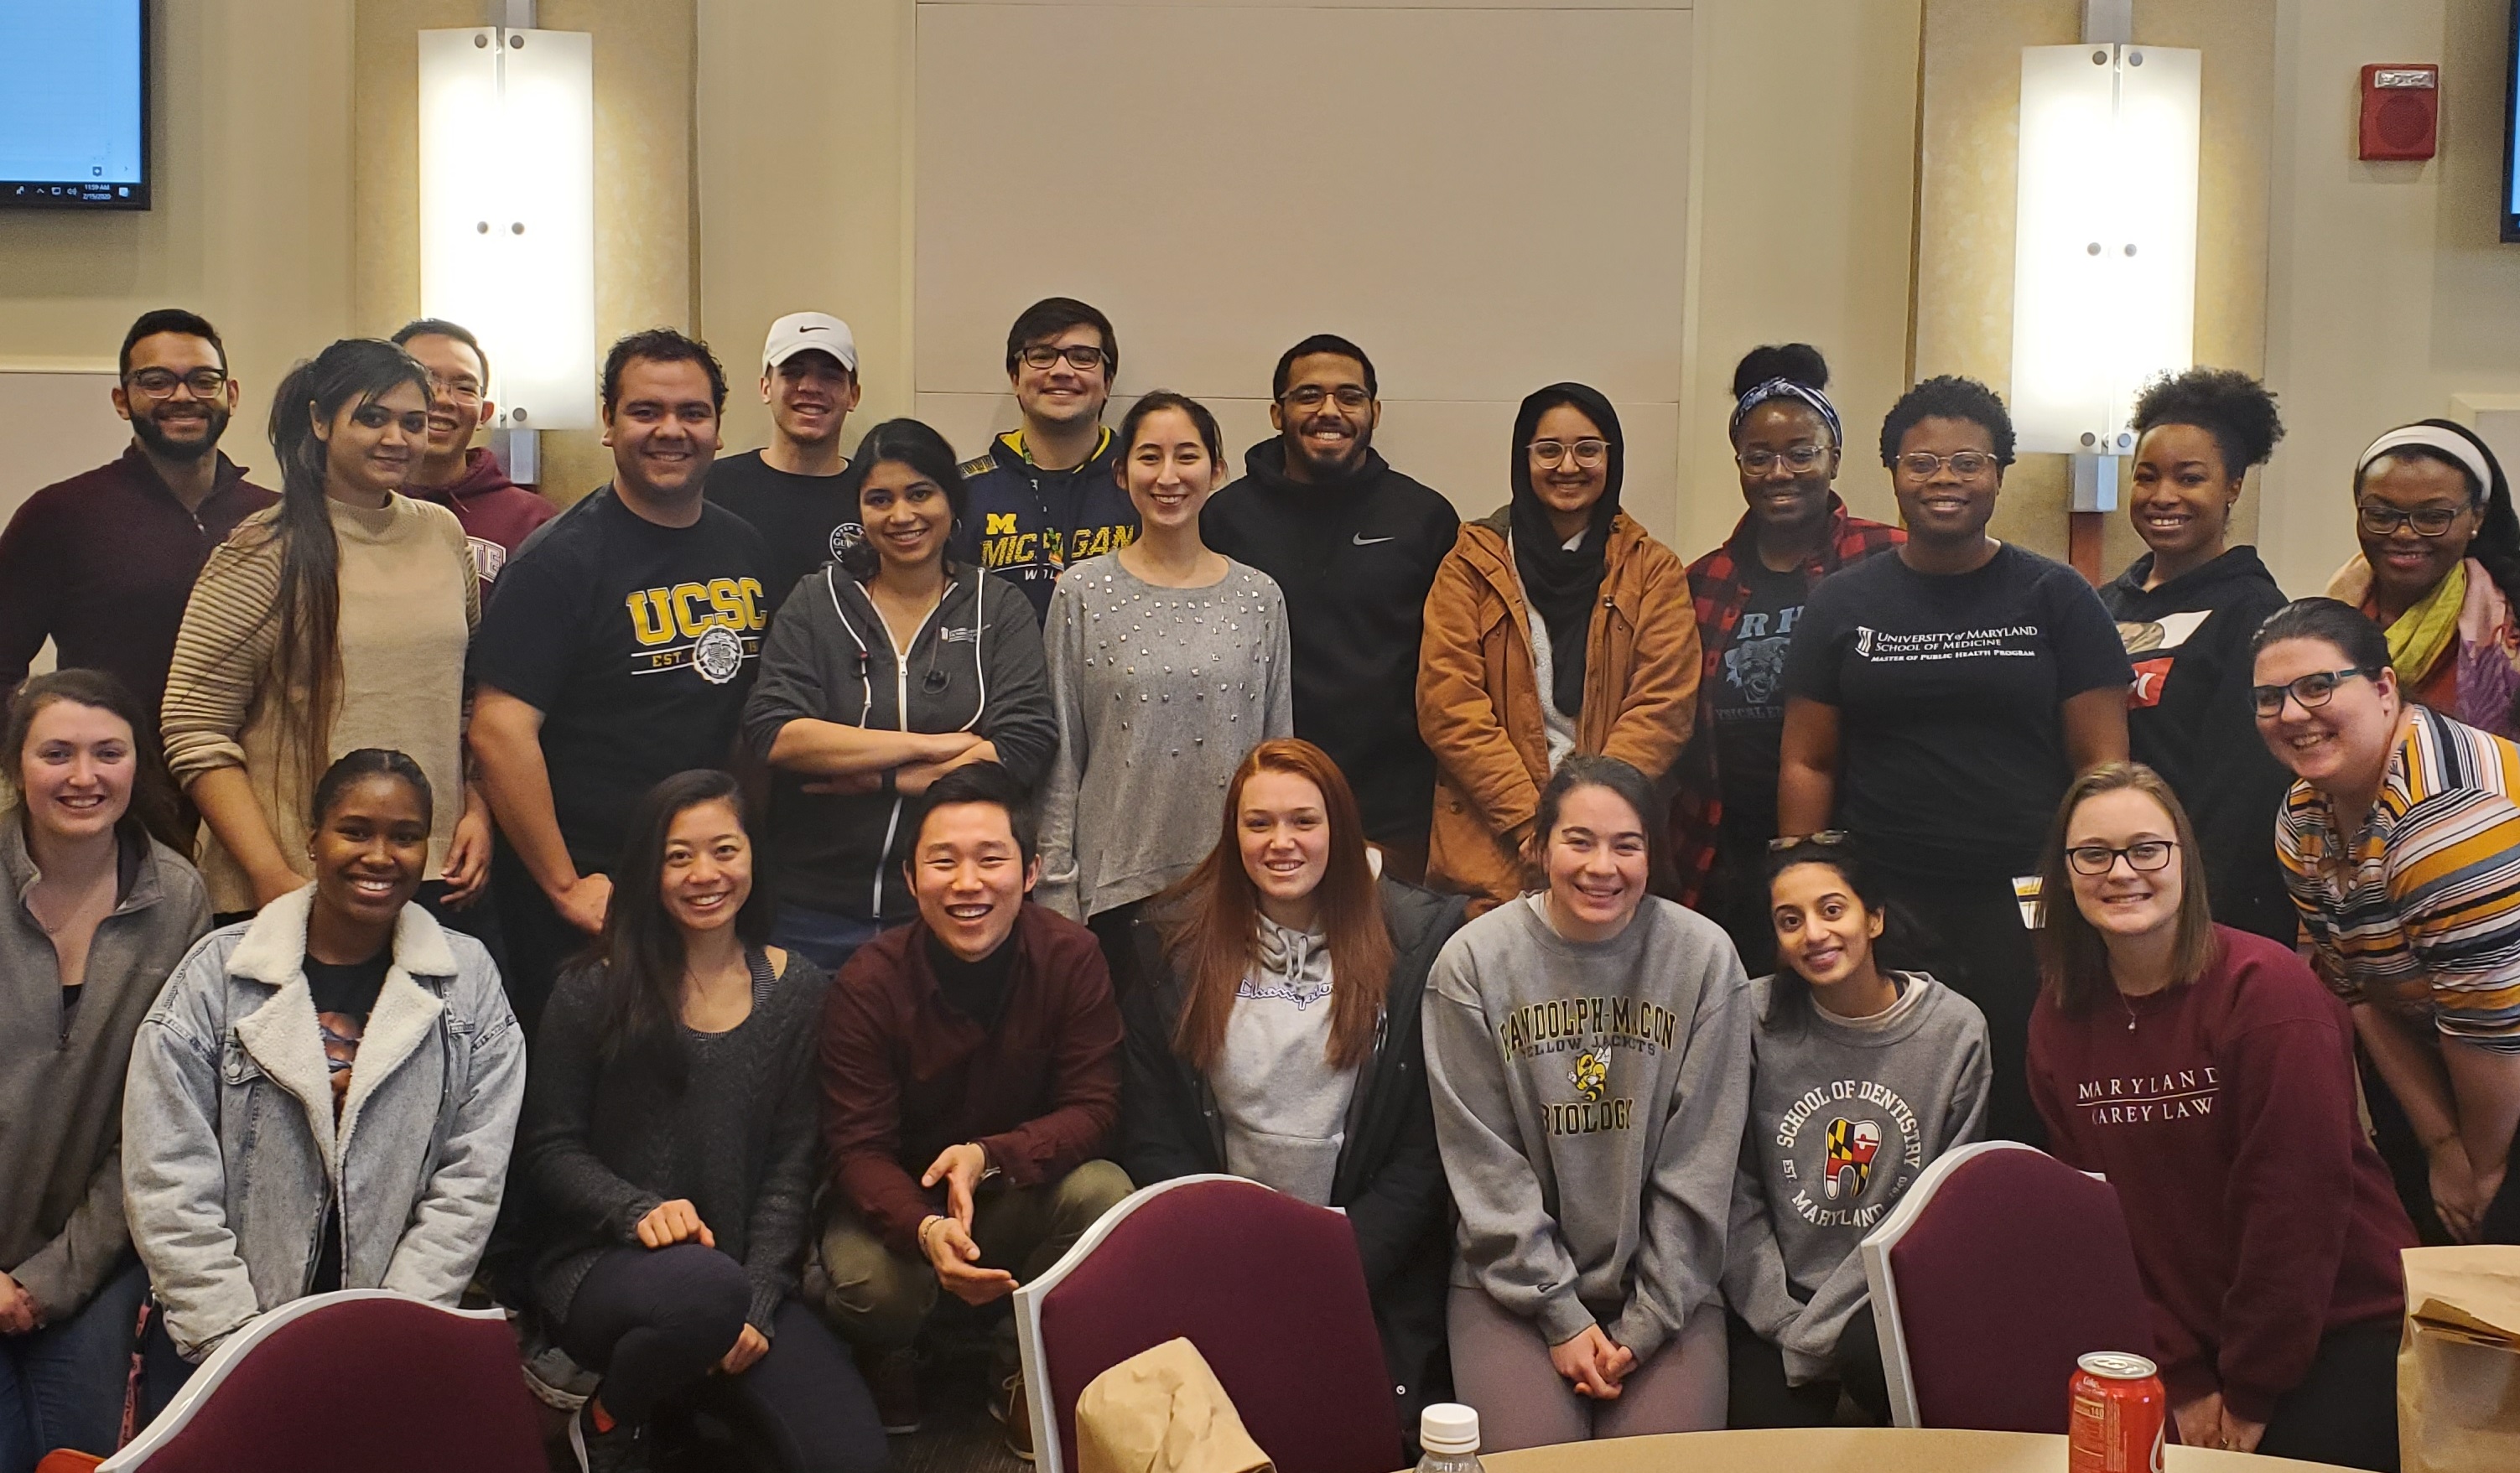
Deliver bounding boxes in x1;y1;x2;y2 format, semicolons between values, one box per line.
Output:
762;312;858;374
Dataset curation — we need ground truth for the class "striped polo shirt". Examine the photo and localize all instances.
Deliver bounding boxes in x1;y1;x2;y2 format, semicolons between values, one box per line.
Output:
2277;703;2520;1050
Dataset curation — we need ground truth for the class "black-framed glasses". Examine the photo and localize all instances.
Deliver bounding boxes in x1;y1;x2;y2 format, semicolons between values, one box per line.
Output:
1281;384;1370;411
2356;503;2464;539
1897;450;1998;479
2065;840;2178;876
1529;438;1610;467
125;368;227;400
1018;344;1108;372
1738;443;1832;475
1767;829;1849;853
2251;666;2381;718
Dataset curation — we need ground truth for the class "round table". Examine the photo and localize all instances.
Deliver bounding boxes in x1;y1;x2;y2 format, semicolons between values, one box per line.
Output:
1471;1426;2363;1473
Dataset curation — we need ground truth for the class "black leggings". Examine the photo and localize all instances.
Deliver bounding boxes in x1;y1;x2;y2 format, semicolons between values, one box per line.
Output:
1724;1305;1889;1429
1877;866;2045;1146
2252;1320;2401;1472
560;1244;887;1473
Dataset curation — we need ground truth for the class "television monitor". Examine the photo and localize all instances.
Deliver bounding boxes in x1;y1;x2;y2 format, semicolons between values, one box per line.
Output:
2507;8;2520;241
0;3;148;210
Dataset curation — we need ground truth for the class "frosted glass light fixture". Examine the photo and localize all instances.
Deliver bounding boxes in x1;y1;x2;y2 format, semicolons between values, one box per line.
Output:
2009;41;2200;507
417;25;595;432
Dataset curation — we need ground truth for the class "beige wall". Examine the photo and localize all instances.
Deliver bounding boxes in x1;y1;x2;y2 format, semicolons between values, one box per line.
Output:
1913;0;2276;569
0;0;356;487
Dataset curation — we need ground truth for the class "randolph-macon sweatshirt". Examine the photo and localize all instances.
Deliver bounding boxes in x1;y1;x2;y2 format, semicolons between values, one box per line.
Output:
1423;895;1752;1362
1723;972;1989;1383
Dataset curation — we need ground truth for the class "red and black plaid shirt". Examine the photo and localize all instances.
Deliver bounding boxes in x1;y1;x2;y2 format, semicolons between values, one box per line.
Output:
1668;497;1903;905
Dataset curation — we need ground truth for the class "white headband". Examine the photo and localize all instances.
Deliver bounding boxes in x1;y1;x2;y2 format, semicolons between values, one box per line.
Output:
2359;425;2498;500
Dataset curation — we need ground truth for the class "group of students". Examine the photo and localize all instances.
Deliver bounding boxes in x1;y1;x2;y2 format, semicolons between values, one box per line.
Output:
2;295;2517;1472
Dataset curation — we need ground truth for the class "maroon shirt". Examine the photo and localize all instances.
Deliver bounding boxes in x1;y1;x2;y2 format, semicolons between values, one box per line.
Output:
406;447;555;584
0;445;276;714
820;904;1123;1255
2029;925;2414;1422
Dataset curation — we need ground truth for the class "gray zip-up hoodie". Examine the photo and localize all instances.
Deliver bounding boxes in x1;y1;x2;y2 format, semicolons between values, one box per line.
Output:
743;563;1056;921
1722;972;1990;1383
122;888;526;1359
1423;895;1752;1362
1;820;209;1320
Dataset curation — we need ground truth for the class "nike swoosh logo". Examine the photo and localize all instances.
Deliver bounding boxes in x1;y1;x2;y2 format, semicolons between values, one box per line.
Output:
1353;533;1396;546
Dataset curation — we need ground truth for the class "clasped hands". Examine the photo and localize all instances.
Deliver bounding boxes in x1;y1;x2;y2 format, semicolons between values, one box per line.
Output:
917;1141;1018;1306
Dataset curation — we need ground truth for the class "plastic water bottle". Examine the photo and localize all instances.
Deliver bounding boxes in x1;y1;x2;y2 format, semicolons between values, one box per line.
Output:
1415;1403;1486;1473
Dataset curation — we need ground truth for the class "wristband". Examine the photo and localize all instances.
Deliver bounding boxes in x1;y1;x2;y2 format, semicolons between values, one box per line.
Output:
917;1214;947;1254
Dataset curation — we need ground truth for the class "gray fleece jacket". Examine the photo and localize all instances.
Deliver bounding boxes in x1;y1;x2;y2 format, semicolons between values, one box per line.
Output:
0;820;209;1320
1423;895;1752;1362
122;888;526;1359
1722;972;1990;1383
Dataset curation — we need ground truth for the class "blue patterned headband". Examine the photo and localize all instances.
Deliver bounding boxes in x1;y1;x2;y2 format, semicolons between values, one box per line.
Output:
1732;377;1842;448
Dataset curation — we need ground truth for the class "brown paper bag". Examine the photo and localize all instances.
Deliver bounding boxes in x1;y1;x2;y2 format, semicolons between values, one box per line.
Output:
1075;1337;1274;1473
2399;1246;2520;1473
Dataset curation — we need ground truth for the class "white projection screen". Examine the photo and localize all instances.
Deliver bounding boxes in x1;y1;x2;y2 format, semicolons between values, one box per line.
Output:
913;0;1693;541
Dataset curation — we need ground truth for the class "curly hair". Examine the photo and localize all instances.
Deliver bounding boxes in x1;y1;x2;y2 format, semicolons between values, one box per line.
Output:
1731;342;1829;398
1878;375;2015;469
2130;366;2284;476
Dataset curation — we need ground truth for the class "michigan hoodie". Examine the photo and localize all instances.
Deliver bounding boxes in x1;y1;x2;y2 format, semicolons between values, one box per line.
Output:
1423;894;1752;1361
1203;439;1460;848
2099;547;2294;941
948;428;1135;624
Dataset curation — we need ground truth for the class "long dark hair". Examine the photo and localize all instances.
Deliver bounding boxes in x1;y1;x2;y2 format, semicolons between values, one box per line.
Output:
256;339;432;791
838;418;969;579
1156;739;1390;1074
3;669;187;851
1759;835;1923;1027
593;770;773;1088
1117;390;1225;465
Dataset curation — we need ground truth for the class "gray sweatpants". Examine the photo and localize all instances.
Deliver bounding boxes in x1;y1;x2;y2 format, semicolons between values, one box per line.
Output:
1446;1286;1728;1451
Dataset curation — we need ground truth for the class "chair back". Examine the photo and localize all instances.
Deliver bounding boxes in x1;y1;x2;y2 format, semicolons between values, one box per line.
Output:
1013;1175;1398;1473
100;1291;544;1472
1861;1141;2156;1433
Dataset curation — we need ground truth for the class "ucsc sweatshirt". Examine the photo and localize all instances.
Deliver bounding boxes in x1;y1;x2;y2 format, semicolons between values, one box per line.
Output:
1423;895;1752;1362
2028;926;2415;1424
1723;972;1990;1384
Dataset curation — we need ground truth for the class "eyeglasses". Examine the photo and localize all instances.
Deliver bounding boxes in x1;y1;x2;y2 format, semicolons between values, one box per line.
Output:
1766;829;1849;853
1281;384;1370;411
427;375;484;407
1738;444;1832;475
2065;840;2177;876
126;368;228;400
2251;666;2381;718
1897;450;1999;480
1019;344;1109;372
1528;438;1610;468
2356;503;2465;539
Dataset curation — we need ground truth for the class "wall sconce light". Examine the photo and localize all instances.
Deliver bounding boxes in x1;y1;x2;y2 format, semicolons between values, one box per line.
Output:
418;14;595;479
2008;29;2200;515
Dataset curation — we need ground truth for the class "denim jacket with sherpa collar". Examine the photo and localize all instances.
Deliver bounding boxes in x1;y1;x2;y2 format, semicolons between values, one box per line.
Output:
122;886;525;1359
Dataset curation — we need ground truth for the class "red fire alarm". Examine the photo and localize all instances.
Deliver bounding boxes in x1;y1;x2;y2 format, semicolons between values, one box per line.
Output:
2361;63;2439;160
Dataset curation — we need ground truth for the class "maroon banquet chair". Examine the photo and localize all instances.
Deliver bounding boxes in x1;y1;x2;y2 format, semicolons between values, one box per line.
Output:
1860;1141;2157;1433
1012;1175;1399;1473
93;1290;544;1472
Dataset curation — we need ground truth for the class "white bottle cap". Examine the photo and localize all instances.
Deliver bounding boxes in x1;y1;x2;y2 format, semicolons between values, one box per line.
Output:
1420;1403;1480;1455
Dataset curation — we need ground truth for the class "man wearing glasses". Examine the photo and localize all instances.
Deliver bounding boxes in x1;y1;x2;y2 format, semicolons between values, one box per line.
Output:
0;309;276;713
950;297;1133;624
1203;334;1458;880
392;317;554;586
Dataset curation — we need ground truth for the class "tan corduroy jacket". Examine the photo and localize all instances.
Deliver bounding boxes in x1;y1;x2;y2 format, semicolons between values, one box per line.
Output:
1416;506;1701;913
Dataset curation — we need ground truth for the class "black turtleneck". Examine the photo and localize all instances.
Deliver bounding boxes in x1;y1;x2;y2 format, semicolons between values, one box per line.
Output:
926;929;1016;1030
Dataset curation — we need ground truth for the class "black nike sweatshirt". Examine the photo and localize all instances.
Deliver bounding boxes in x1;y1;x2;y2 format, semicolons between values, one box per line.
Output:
1203;440;1460;848
2098;547;2296;943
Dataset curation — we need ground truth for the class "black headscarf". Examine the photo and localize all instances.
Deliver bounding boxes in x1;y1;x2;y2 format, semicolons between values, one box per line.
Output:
1509;381;1624;718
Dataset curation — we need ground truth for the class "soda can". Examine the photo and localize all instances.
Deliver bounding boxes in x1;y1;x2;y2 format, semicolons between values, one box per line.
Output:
2068;1351;2166;1473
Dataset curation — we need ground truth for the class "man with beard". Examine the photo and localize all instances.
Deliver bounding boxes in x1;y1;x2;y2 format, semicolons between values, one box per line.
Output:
0;309;276;713
392;317;555;587
707;311;866;613
1203;335;1458;879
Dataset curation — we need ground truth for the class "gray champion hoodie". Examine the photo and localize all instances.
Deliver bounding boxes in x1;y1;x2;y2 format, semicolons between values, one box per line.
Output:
1722;971;1990;1383
1423;895;1753;1362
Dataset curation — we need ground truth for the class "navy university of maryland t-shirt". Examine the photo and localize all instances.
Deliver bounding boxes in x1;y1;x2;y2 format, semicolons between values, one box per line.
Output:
471;487;770;874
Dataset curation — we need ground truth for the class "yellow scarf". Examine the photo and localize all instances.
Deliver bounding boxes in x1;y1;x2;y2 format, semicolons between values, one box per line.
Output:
2383;558;2467;686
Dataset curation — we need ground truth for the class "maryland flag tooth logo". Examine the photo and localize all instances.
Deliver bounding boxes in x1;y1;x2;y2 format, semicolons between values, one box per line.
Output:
1569;1051;1608;1104
1823;1117;1882;1201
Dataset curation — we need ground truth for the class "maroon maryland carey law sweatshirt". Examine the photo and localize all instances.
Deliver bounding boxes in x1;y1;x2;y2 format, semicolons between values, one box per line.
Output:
2029;925;2413;1424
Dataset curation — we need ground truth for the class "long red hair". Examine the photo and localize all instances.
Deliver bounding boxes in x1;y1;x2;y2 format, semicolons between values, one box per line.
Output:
1156;739;1391;1074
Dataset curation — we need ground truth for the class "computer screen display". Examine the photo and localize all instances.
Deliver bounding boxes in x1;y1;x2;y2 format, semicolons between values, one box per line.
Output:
0;3;148;210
